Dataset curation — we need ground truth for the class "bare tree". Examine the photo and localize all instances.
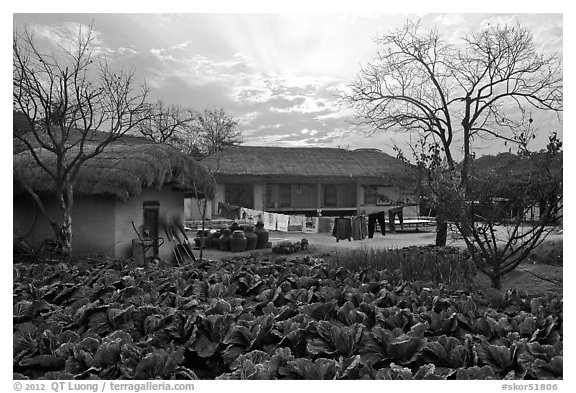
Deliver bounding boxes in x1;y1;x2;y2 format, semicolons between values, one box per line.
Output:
426;132;562;289
136;100;194;144
13;25;151;258
344;20;562;246
192;108;242;156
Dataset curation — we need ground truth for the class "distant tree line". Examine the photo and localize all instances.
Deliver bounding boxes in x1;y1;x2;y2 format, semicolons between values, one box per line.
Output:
134;103;242;159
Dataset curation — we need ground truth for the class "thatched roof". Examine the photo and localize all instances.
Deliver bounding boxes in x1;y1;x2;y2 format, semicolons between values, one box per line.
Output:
13;125;151;154
14;143;215;200
202;146;415;186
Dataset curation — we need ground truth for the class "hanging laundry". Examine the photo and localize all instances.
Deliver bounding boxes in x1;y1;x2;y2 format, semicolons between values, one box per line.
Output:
263;212;277;231
303;217;319;233
368;211;387;238
360;215;368;239
288;215;305;231
218;202;241;220
242;208;262;225
388;206;404;232
352;216;367;240
276;214;290;232
332;217;352;242
318;217;334;233
252;209;265;224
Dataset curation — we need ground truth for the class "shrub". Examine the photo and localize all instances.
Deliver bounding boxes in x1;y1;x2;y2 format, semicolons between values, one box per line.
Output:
330;245;477;286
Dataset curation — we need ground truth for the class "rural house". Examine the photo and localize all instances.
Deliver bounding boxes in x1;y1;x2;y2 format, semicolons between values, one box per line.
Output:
198;146;418;219
13;142;215;261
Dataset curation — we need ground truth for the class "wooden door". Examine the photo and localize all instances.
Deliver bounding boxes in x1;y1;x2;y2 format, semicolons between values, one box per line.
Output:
143;201;160;256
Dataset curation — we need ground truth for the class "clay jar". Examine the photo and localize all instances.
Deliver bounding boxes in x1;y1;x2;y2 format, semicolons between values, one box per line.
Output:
195;230;211;249
219;228;231;251
244;225;258;251
229;221;241;233
254;221;269;249
230;230;247;252
210;232;221;249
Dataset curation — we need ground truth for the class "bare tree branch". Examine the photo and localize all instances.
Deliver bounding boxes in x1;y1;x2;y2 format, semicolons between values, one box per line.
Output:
13;24;151;257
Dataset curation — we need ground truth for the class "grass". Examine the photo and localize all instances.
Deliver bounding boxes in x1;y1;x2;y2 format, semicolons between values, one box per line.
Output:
329;245;477;286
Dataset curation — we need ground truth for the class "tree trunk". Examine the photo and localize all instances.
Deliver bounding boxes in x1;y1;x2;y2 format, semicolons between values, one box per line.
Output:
21;182;62;239
56;183;74;261
460;120;473;236
490;274;502;290
435;216;448;246
488;257;503;289
199;198;207;262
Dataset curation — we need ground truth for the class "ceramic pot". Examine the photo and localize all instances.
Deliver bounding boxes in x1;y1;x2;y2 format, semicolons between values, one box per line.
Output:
230;230;247;252
254;221;270;249
244;225;258;251
219;228;231;251
210;232;221;249
229;221;241;233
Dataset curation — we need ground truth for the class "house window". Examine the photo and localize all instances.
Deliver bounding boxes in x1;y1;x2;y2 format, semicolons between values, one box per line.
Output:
364;186;377;205
364;185;394;205
279;184;291;207
225;183;254;208
324;185;337;207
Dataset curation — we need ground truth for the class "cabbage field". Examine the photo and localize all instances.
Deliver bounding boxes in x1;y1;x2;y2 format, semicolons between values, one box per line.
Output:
13;254;562;380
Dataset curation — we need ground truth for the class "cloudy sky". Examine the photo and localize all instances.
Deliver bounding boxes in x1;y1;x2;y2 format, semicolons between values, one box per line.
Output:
12;11;563;158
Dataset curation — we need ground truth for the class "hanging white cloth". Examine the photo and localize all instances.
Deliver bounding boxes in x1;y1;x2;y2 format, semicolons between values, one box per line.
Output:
251;209;265;224
263;212;277;231
242;208;261;225
276;214;290;232
303;217;319;233
288;215;305;231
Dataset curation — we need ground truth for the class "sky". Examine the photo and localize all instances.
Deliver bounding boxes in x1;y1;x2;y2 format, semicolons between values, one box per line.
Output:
11;10;563;159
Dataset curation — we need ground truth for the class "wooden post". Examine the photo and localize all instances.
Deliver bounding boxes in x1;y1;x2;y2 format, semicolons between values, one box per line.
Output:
356;181;362;214
316;179;322;210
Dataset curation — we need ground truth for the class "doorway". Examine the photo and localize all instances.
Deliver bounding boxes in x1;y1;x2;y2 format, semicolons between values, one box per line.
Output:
143;201;160;256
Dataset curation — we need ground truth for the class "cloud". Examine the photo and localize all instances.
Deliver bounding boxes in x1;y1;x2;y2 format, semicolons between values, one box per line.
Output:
147;75;234;109
236;111;260;125
315;107;355;121
243;133;297;146
300;128;319;136
115;47;138;55
433;14;466;27
340;14;382;25
269;96;332;114
170;40;193;51
26;22;108;55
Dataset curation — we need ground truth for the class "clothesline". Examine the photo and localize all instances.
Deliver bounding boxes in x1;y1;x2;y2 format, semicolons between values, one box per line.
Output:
217;202;318;233
332;216;368;242
217;202;414;234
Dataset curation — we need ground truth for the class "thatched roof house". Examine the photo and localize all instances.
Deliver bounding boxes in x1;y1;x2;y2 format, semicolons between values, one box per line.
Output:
14;142;215;261
199;146;417;217
202;146;414;184
14;143;215;200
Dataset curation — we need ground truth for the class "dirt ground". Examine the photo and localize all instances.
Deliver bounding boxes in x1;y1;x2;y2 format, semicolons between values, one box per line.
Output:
188;227;563;296
480;235;563;296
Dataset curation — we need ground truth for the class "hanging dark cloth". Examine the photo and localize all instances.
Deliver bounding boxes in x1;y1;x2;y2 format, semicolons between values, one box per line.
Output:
388;206;404;232
361;216;368;239
332;217;352;242
218;202;241;220
351;217;361;240
352;216;367;240
368;211;386;238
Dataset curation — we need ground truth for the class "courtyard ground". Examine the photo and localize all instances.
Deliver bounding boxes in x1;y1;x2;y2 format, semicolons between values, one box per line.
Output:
188;226;563;296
